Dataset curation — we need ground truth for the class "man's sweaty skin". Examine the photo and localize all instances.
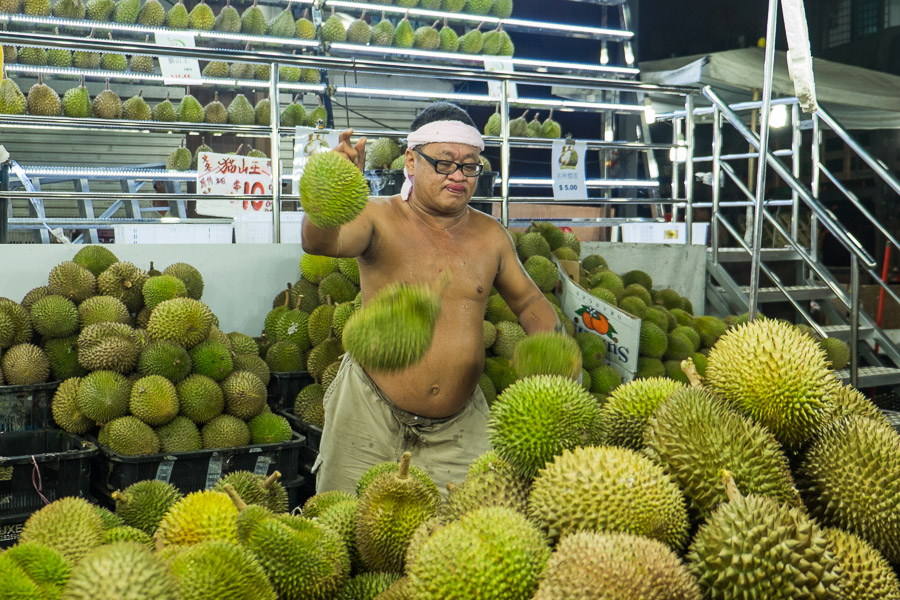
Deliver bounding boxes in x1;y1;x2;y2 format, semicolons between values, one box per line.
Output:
302;129;558;418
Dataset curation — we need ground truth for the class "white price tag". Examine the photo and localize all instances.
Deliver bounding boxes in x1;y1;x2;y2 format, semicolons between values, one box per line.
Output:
292;126;341;195
484;58;518;102
155;31;202;85
551;140;587;200
195;151;273;217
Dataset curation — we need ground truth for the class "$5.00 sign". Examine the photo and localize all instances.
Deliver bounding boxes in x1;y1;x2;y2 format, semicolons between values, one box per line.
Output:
195;151;273;218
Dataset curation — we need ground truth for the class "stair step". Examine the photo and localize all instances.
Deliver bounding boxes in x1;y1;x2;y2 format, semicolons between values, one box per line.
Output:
711;247;802;263
820;324;876;341
835;366;900;388
735;285;834;302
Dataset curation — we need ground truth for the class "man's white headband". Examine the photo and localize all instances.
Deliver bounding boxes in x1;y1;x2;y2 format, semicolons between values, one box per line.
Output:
400;120;485;200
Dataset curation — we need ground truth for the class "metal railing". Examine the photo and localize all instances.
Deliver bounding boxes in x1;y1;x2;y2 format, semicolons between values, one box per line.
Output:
686;87;900;386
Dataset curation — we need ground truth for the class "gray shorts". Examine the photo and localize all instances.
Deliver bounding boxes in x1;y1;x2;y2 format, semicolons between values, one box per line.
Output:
314;354;492;497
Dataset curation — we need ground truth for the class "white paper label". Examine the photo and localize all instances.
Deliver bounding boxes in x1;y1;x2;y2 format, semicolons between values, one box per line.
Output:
484;58;518;102
292;126;341;195
155;31;202;85
195;151;273;217
551;139;587;200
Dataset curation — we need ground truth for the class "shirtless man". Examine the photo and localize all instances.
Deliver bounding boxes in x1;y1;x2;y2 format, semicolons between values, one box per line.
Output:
302;102;559;494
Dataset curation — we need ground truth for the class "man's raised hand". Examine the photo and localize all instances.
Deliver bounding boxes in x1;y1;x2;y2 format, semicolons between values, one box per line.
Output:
335;129;367;172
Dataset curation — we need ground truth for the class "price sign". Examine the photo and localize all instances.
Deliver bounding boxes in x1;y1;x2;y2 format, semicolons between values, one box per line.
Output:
292;126;341;195
195;151;273;217
484;58;518;102
155;31;202;85
551;139;587;200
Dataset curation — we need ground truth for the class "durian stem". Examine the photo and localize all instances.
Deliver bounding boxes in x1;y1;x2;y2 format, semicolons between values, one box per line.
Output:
397;451;412;480
153;533;165;553
446;481;457;493
283;282;292;307
721;469;741;503
294;294;303;310
110;491;127;503
262;471;281;489
221;483;248;511
680;357;703;388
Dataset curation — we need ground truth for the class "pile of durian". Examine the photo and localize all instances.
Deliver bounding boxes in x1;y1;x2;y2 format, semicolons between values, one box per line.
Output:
0;245;292;456
6;316;899;598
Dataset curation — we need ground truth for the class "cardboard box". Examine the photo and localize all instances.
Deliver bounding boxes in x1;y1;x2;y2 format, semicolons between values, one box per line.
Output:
555;259;641;382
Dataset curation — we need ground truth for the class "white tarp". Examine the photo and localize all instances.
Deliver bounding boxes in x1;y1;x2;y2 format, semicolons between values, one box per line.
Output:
638;48;900;130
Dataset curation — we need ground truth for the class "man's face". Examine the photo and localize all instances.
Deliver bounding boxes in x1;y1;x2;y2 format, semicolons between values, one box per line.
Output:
406;142;480;214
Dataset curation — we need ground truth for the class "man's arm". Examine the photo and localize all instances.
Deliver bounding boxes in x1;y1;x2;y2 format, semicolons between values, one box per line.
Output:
493;228;560;335
301;129;374;258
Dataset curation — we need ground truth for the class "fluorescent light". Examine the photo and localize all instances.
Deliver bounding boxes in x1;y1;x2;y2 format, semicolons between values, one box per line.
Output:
502;18;632;40
769;104;789;128
196;32;319;49
329;42;638;76
508;178;659;188
334;85;490;104
21;166;195;179
518;98;645;113
328;1;501;26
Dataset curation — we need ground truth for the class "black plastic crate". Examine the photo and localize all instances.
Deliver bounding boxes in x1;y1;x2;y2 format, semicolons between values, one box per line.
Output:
0;429;98;517
279;410;322;453
90;432;306;497
0;511;29;549
0;381;60;433
267;371;314;412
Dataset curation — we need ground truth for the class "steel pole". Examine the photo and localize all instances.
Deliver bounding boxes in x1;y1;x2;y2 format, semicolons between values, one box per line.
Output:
684;94;695;245
850;257;860;388
711;108;723;264
791;102;801;241
748;0;779;321
810;113;821;261
500;80;511;228
269;61;281;243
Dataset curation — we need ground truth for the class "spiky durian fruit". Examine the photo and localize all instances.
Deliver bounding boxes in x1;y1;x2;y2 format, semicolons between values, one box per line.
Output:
442;460;530;522
227;488;351;600
511;332;581;380
0;541;71;598
19;496;104;566
78;296;131;328
76;369;131;423
97;261;148;312
406;507;550;600
342;277;447;372
163;262;204;299
146;297;214;349
51;377;92;433
112;479;182;536
63;541;179;599
154;489;238;548
643;387;800;525
488;375;602;479
2;343;51;385
599;376;685;449
215;471;287;513
48;260;96;303
533;531;701;600
825;527;900;600
356;452;441;573
77;321;140;373
705;318;839;448
687;472;842;600
300;150;370;229
798;415;900;563
528;445;689;549
168;540;277;600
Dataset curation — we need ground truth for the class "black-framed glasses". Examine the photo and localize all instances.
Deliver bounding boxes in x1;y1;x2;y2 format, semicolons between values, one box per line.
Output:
414;148;483;177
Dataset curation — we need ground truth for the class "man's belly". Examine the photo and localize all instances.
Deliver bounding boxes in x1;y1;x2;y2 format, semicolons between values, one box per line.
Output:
367;335;486;418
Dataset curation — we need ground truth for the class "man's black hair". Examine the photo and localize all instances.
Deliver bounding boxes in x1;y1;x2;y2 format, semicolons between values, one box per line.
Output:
410;102;477;131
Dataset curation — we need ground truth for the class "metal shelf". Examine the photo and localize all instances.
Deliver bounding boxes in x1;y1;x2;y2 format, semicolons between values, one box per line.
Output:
5;64;327;95
0;114;278;136
322;0;634;41
326;43;638;76
1;30;694;96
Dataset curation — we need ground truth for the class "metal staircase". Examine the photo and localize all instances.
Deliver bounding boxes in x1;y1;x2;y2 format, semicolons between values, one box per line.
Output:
681;87;900;390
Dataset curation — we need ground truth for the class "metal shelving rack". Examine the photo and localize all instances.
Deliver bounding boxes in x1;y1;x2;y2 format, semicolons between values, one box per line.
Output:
0;0;695;243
